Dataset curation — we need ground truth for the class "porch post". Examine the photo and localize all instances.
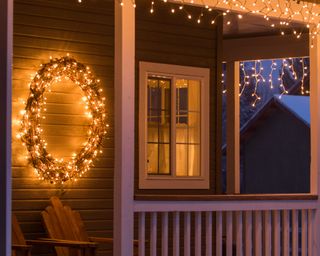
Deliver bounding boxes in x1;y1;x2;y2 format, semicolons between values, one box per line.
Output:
226;61;240;194
114;1;135;256
310;31;320;255
0;0;13;255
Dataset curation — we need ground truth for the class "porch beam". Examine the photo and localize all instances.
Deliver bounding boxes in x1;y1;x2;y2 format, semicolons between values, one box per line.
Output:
310;29;320;256
114;1;135;256
0;0;13;255
171;0;320;24
223;34;309;62
226;61;240;194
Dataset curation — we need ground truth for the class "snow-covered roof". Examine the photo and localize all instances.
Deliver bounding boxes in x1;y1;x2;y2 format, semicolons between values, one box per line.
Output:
275;95;310;126
240;94;310;141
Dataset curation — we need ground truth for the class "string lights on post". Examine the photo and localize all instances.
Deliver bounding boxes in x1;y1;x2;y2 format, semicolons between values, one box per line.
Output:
18;56;108;184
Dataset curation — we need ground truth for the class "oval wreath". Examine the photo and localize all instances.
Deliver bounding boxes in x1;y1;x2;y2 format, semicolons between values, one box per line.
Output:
19;56;107;184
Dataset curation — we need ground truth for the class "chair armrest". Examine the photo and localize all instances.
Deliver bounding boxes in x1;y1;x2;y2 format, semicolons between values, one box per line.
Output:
89;237;113;244
12;244;32;251
27;238;97;248
89;236;139;246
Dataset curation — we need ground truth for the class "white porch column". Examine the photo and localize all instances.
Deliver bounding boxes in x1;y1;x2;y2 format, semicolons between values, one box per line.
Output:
0;0;12;255
114;1;135;256
310;32;320;256
226;61;240;194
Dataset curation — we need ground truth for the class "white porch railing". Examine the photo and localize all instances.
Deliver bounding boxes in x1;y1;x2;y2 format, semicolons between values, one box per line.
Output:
134;197;317;256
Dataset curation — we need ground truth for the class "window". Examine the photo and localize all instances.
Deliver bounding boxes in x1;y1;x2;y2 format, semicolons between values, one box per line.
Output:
139;62;210;189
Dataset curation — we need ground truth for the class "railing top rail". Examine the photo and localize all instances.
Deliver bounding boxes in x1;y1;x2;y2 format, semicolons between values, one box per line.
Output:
135;194;318;202
134;194;318;212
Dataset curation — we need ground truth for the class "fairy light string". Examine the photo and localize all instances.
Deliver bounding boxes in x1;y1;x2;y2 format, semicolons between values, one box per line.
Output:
223;57;309;106
115;0;320;44
78;0;320;44
18;56;108;184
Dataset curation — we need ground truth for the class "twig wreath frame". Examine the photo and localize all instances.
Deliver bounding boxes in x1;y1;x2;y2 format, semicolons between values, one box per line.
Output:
18;56;107;184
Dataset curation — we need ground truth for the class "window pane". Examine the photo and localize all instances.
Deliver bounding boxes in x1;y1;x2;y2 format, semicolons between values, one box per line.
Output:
188;145;200;176
176;144;187;176
176;125;188;143
147;77;171;175
188;80;200;111
159;143;170;174
147;79;161;123
188;112;200;144
147;143;158;174
175;79;201;177
159;111;170;143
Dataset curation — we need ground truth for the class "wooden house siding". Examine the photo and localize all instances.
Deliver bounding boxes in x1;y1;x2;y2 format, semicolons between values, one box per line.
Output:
12;0;114;255
134;0;223;194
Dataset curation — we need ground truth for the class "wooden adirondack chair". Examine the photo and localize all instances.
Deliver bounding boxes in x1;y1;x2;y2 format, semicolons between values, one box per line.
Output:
41;197;118;256
12;214;32;256
12;213;97;256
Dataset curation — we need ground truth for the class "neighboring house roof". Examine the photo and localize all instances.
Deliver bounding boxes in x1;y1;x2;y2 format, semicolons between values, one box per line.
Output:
221;94;310;152
240;95;310;141
277;95;310;125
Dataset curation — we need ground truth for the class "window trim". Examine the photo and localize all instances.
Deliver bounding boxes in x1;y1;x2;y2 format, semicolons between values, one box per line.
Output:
139;61;210;189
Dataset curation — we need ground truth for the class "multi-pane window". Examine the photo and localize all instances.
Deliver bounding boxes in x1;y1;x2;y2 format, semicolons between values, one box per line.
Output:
147;78;171;175
139;62;210;189
175;79;201;177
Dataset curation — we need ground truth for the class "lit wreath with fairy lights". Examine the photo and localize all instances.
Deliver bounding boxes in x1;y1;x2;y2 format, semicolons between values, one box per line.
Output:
18;56;108;184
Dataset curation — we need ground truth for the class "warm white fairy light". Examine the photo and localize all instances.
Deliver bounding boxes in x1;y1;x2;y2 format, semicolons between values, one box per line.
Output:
140;0;320;42
18;56;108;184
279;58;289;96
223;57;309;106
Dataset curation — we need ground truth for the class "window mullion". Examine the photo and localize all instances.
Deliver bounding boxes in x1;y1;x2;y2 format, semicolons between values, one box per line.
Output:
171;77;177;177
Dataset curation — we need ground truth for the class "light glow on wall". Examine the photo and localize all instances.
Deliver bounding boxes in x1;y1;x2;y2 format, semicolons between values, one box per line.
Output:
17;55;108;184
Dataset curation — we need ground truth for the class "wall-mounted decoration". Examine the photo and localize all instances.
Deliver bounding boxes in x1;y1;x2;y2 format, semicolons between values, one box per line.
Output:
17;56;108;184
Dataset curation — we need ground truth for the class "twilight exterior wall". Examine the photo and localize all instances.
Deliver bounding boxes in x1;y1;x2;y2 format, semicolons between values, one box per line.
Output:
12;0;114;255
242;108;310;194
11;1;224;255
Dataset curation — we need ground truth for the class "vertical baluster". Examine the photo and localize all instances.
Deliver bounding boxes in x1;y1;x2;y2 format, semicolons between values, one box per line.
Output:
245;211;252;256
195;212;202;256
301;210;307;256
307;209;313;256
263;211;271;256
292;210;299;256
206;212;212;256
282;210;290;256
272;210;280;256
162;212;168;256
236;211;243;256
216;211;223;256
139;212;146;256
226;211;233;256
150;212;157;256
254;211;262;256
173;212;180;256
184;212;191;256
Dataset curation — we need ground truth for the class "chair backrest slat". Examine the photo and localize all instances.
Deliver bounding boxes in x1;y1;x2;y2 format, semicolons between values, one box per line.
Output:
50;197;77;240
12;214;26;245
41;209;70;256
72;210;89;241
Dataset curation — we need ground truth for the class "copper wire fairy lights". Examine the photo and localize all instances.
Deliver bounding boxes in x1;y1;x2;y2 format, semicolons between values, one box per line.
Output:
18;56;108;184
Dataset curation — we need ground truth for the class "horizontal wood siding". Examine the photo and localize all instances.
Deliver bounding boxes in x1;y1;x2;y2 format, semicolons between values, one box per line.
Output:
12;0;114;255
135;0;223;194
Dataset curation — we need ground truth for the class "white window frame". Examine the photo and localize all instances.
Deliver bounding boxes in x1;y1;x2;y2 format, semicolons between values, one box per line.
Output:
139;61;210;189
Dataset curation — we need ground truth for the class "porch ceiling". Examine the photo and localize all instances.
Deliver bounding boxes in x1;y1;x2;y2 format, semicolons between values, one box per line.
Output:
223;12;307;38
